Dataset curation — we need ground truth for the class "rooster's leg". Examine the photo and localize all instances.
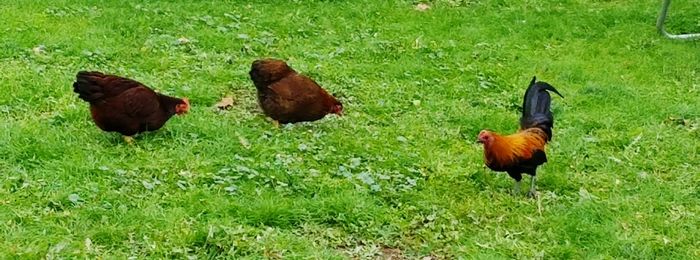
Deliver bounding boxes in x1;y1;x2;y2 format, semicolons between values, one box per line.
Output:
527;176;537;198
513;181;521;195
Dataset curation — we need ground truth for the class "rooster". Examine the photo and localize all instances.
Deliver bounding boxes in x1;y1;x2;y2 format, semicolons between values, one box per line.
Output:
249;59;342;124
477;77;563;197
72;71;189;143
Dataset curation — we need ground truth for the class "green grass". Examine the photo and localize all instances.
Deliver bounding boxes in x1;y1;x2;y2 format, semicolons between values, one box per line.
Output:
1;0;699;258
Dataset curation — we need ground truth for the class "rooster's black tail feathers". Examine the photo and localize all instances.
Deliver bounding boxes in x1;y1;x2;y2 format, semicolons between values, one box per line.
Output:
519;76;564;140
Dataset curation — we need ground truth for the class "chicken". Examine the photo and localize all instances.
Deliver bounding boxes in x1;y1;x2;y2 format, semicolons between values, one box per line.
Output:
249;59;342;124
72;71;189;143
477;76;563;197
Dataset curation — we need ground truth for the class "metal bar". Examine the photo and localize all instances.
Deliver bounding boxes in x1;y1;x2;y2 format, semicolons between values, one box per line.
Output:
656;0;700;40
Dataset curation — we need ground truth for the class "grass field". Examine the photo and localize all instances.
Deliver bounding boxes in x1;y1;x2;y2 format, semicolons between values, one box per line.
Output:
1;0;699;258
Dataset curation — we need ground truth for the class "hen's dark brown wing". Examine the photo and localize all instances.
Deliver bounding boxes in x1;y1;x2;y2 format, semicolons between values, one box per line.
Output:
261;74;333;123
121;88;161;118
89;86;172;136
74;71;147;102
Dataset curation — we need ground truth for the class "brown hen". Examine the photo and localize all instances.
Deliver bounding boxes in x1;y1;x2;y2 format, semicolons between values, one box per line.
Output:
72;71;189;142
249;59;342;124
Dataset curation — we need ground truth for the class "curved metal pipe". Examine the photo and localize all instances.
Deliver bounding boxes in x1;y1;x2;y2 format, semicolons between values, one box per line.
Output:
656;0;700;40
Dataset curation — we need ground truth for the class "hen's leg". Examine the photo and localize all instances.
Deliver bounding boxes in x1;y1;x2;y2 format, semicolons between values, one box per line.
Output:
123;136;135;145
266;117;280;128
527;176;538;198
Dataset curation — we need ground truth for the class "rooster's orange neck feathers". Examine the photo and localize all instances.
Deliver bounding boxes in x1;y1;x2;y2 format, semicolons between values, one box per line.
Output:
482;129;548;168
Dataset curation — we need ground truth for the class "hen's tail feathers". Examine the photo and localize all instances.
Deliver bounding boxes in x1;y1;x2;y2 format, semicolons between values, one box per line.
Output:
73;71;106;103
519;76;564;141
